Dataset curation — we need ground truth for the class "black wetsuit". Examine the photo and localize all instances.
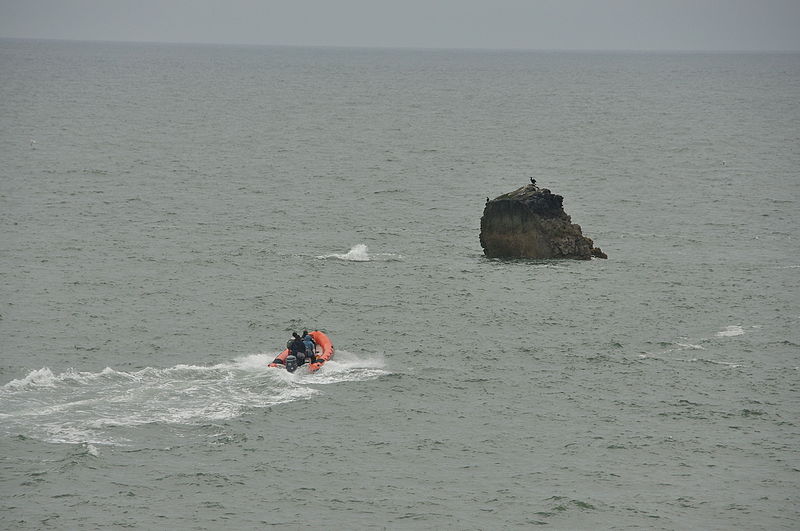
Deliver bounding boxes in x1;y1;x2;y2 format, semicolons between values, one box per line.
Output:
289;337;307;363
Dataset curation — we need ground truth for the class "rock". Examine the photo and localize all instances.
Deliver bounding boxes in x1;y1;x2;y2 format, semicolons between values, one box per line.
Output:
480;184;606;260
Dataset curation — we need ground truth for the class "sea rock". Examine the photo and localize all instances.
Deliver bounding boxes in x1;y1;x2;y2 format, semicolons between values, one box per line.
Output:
480;184;606;260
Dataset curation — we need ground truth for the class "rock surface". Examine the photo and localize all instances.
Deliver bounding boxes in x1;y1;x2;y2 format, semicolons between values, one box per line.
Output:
480;184;606;260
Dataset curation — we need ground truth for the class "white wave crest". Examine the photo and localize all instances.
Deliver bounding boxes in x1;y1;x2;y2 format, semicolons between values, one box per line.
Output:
675;341;705;350
689;358;743;368
318;243;371;261
716;325;745;337
2;366;132;390
3;367;59;389
316;244;402;262
85;443;101;457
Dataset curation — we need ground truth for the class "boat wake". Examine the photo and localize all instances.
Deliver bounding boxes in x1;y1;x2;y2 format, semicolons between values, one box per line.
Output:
0;351;388;446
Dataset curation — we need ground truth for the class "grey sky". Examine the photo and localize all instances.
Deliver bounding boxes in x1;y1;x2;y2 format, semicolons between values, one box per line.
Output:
1;0;799;52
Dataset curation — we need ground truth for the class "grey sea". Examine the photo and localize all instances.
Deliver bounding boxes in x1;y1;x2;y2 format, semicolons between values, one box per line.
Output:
1;39;798;530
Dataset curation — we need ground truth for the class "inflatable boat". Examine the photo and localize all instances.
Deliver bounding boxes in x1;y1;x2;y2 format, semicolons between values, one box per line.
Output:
268;330;334;373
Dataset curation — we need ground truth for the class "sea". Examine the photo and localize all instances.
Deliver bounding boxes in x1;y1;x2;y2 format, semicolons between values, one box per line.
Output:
0;39;798;530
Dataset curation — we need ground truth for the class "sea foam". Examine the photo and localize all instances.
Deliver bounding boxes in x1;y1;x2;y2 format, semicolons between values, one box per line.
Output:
317;243;402;262
0;351;387;446
318;243;372;261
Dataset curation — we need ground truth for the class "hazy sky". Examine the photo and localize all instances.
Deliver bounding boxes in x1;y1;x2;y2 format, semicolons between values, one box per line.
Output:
1;0;799;52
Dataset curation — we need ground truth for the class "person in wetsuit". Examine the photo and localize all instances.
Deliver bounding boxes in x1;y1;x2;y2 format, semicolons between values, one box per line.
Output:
289;332;307;363
301;330;317;363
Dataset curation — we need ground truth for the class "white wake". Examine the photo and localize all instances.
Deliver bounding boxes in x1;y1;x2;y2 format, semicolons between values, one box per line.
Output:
0;351;388;446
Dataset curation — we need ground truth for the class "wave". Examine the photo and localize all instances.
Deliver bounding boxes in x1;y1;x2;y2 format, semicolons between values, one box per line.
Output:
640;325;750;365
715;325;745;337
639;353;744;368
0;351;388;446
316;243;402;262
688;358;743;368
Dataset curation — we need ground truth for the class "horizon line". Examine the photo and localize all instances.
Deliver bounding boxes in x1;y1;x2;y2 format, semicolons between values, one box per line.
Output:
2;36;799;55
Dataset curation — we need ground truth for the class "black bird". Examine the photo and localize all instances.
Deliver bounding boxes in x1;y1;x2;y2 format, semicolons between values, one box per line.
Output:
530;177;536;186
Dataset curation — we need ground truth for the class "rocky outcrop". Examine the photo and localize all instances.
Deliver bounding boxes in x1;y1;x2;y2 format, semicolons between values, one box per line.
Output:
480;184;606;260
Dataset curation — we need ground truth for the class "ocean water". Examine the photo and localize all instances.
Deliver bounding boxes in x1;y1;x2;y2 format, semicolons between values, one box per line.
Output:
1;39;798;529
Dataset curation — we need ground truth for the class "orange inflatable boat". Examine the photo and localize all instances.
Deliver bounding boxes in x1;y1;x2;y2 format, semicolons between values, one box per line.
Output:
268;331;334;373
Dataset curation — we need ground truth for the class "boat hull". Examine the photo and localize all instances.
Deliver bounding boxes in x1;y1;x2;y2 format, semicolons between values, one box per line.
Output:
268;331;334;372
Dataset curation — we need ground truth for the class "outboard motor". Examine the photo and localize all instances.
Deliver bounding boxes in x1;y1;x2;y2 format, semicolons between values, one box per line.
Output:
285;355;298;373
